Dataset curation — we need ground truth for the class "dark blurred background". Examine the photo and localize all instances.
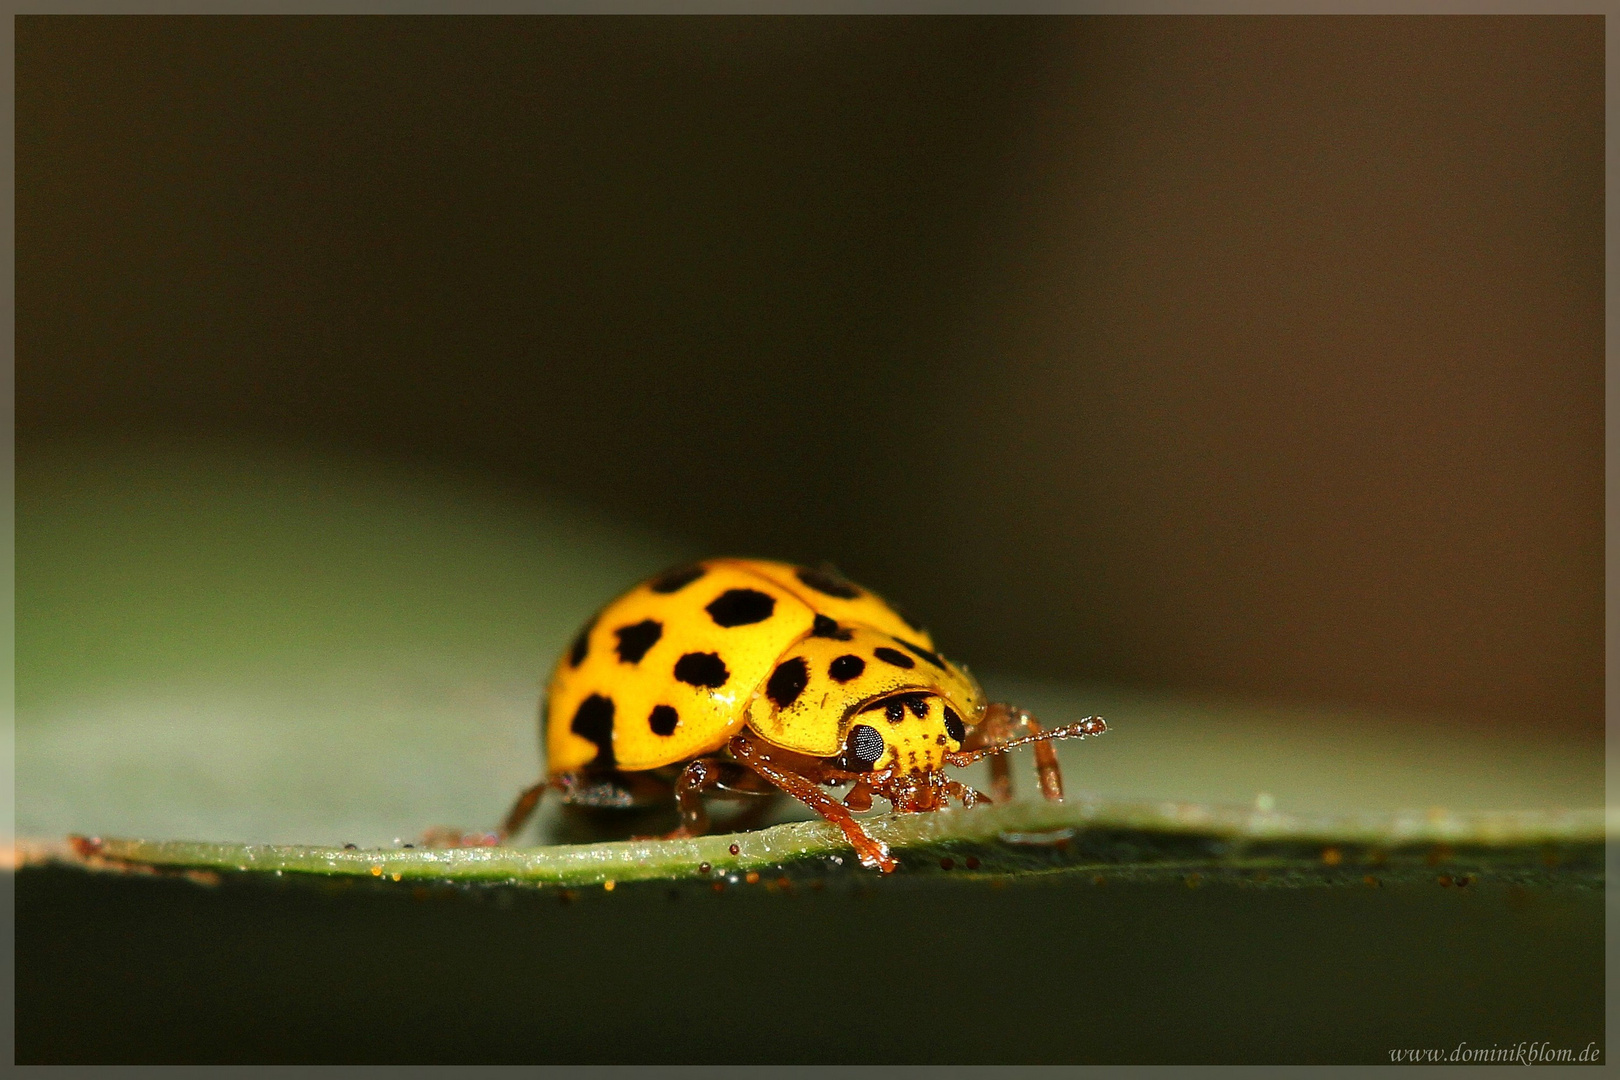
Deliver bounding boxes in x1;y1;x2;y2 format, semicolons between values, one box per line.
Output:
17;15;1602;738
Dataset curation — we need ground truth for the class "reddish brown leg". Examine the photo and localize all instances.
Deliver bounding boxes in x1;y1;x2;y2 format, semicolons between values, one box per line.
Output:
668;756;721;837
962;706;1017;802
423;776;552;847
728;733;898;872
477;768;678;846
842;780;874;812
953;705;1108;802
497;779;550;842
811;766;898;813
664;756;779;838
941;777;990;808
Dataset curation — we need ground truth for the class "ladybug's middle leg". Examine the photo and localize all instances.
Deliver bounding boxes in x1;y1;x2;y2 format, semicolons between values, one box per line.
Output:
496;779;551;843
960;704;1065;801
666;756;778;837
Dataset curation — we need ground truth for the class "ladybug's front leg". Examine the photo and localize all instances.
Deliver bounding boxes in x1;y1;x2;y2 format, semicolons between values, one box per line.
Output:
940;777;991;808
727;733;898;873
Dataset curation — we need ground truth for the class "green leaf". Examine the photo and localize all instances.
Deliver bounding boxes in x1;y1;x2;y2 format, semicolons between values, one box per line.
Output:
39;799;1607;889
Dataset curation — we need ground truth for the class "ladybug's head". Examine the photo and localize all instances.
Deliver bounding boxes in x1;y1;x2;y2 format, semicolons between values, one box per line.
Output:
838;691;971;775
835;691;985;811
830;695;1108;817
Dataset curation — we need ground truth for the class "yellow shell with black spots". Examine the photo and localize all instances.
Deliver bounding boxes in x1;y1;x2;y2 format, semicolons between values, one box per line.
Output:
543;558;986;773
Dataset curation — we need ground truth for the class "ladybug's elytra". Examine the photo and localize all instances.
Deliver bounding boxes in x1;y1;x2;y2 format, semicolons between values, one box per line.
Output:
497;558;1107;872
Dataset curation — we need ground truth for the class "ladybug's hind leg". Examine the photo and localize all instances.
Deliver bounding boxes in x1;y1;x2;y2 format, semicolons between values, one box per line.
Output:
485;767;677;845
496;779;551;843
481;775;573;846
422;779;566;848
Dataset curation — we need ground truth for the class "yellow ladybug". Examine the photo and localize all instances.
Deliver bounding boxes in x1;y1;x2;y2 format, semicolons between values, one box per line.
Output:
498;558;1106;872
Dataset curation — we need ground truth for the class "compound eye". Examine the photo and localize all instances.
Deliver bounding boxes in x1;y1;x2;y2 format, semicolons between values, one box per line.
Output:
845;723;886;770
942;705;966;744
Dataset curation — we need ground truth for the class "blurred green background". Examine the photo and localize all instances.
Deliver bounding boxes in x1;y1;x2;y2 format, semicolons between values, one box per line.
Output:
14;439;1605;847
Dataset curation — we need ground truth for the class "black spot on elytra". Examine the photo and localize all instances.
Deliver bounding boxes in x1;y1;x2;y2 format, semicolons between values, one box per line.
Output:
896;638;945;669
570;694;615;766
568;617;596;668
848;724;885;768
943;705;966;743
873;646;915;669
613;620;663;664
811;614;853;640
766;657;809;708
649;705;679;736
796;565;861;600
674;651;729;688
706;588;776;627
648;564;707;594
829;654;865;682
